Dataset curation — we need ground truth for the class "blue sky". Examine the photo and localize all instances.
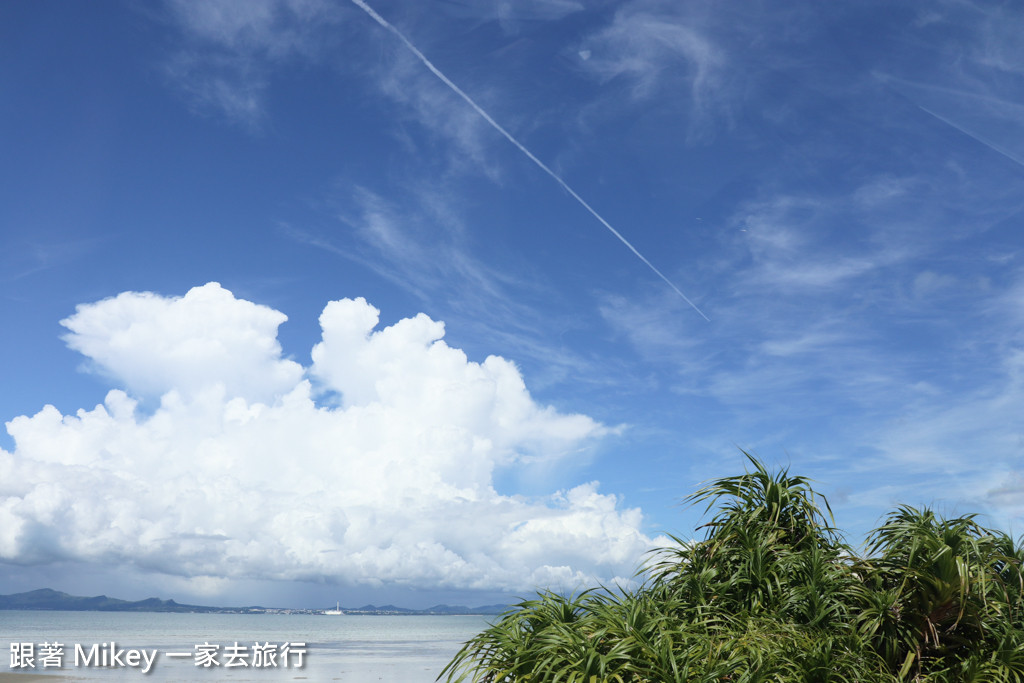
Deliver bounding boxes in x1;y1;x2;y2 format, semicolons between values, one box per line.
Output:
1;0;1023;609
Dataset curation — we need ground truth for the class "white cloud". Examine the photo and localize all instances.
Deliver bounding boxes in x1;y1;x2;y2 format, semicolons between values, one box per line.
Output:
60;282;303;404
160;0;341;128
489;0;584;27
166;0;332;57
869;0;1024;169
576;0;728;140
164;52;268;129
580;6;721;99
1;284;649;593
730;185;923;292
287;186;630;405
373;44;505;179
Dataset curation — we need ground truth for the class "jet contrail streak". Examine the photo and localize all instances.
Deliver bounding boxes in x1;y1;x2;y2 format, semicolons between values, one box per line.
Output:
349;0;710;321
917;105;1024;169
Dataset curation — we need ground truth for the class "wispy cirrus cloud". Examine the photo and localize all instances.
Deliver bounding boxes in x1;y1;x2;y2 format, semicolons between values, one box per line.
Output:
850;317;1024;532
594;134;1024;529
574;0;728;142
599;264;1024;535
732;194;903;293
348;0;709;319
1;236;102;286
285;184;629;399
871;0;1024;168
577;3;723;101
290;184;529;313
441;0;583;30
160;0;341;129
730;165;1024;296
570;0;823;143
371;45;506;178
166;0;333;55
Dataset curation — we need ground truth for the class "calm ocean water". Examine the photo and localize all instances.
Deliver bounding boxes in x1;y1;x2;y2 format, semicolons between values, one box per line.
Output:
0;610;492;682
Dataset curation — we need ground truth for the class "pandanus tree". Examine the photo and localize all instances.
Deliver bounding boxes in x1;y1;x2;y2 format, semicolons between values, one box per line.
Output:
650;457;855;624
855;506;1024;681
441;454;1024;683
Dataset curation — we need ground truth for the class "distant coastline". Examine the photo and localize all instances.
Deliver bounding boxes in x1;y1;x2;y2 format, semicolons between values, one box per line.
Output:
0;588;507;616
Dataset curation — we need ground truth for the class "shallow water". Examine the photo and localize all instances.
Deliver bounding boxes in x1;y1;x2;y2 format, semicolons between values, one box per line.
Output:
0;610;491;681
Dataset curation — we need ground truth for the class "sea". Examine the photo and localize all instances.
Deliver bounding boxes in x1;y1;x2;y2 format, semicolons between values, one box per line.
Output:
0;610;493;681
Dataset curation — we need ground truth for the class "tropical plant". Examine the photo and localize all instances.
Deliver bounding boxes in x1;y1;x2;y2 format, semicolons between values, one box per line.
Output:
440;454;1024;682
855;506;1024;681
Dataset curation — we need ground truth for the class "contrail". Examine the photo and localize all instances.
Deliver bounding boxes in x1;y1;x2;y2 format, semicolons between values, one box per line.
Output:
917;105;1024;169
349;0;710;321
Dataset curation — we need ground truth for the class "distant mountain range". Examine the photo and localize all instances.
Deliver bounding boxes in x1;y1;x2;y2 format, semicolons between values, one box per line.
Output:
0;588;224;613
0;588;508;615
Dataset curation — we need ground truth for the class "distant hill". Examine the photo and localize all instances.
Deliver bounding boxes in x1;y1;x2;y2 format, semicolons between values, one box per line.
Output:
0;588;509;615
0;588;225;612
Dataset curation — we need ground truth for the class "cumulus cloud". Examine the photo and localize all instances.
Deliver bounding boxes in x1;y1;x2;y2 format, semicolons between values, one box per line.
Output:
61;283;303;403
1;284;651;592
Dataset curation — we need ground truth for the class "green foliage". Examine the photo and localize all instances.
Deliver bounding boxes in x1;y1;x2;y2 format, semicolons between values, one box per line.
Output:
855;506;1024;680
441;452;1024;682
